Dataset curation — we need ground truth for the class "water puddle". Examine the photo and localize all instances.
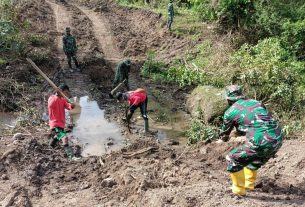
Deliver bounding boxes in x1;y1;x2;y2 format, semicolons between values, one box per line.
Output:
70;96;125;157
0;112;17;135
133;98;190;144
69;95;190;157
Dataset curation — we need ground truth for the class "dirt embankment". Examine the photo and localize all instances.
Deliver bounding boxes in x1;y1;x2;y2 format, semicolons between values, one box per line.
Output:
0;0;60;112
77;0;191;63
2;130;305;206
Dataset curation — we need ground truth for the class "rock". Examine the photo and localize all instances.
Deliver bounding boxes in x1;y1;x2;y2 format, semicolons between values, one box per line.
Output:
200;147;208;154
101;177;117;188
80;182;91;190
186;86;228;123
13;133;24;140
107;141;114;146
168;140;179;145
1;174;9;180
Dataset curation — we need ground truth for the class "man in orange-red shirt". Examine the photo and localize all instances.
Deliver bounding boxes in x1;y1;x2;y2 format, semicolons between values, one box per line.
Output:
48;84;79;160
116;88;149;133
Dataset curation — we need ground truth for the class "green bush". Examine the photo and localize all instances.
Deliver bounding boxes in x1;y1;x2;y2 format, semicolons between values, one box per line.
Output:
28;50;51;64
230;37;305;112
141;51;166;76
166;63;206;87
281;20;305;60
0;1;26;58
216;0;255;31
28;34;49;47
186;118;218;144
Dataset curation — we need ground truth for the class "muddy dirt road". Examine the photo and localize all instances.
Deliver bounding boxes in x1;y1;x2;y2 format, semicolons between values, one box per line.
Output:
1;0;305;207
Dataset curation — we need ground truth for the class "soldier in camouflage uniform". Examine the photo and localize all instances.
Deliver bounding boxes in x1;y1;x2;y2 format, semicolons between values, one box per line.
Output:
217;85;283;196
63;27;79;72
113;59;131;91
167;0;174;30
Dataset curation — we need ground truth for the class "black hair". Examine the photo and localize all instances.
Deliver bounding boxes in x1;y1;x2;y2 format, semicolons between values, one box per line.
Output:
59;84;70;91
116;92;123;100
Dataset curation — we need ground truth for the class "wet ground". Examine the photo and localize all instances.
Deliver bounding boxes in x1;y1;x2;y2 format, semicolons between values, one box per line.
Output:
71;96;125;156
69;95;189;156
0;112;17;135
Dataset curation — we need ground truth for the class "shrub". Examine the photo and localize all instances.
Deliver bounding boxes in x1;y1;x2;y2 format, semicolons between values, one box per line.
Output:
281;20;305;60
216;0;255;31
141;51;166;76
230;37;305;112
28;34;49;47
186;118;218;144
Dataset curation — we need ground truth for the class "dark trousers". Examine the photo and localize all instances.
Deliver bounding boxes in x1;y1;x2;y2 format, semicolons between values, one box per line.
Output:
66;51;79;69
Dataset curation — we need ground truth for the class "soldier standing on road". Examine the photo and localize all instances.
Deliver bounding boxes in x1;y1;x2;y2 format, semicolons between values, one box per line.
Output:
113;59;131;91
167;0;174;30
217;85;283;196
63;27;80;72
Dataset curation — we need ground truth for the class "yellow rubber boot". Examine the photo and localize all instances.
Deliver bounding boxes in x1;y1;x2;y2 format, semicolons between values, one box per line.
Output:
244;167;257;190
230;170;246;196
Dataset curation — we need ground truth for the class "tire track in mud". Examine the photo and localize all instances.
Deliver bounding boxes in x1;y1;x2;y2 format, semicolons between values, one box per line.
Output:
74;5;139;90
47;0;90;97
75;5;123;65
46;0;71;70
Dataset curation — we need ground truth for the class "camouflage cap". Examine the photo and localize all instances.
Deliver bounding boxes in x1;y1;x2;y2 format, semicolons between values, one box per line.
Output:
225;85;245;101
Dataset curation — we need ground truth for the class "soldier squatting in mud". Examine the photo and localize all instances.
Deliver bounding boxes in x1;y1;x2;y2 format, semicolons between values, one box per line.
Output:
216;85;284;196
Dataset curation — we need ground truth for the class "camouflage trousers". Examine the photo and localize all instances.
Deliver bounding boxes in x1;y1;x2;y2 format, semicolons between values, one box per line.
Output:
226;140;283;172
167;16;173;30
66;51;79;69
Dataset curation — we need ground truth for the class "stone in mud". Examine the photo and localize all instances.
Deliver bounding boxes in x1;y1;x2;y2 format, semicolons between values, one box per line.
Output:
13;133;24;140
101;177;117;188
1;174;9;180
186;86;228;123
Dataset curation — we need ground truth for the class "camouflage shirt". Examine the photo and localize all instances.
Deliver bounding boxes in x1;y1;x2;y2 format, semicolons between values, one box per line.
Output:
113;60;130;85
167;3;174;18
220;99;283;146
63;34;77;53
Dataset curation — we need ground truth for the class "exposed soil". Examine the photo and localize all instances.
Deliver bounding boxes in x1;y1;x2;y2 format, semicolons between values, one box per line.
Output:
1;0;305;207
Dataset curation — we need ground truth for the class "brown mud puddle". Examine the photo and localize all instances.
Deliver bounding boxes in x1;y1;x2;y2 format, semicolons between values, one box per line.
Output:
70;95;189;156
70;96;125;157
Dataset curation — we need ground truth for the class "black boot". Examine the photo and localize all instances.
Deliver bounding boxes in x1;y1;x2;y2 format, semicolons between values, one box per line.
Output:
49;138;58;148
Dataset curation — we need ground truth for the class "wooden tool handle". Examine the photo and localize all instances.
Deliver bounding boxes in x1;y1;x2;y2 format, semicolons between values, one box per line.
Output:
26;58;71;102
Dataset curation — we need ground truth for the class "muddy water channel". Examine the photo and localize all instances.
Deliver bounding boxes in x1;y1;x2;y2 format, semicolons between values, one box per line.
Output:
70;96;125;157
70;95;190;157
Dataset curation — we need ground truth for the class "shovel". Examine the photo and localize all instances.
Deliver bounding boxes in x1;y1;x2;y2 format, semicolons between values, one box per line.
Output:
109;79;127;98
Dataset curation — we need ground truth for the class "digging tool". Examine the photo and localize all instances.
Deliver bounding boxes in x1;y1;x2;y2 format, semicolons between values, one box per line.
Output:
26;58;71;103
109;79;127;98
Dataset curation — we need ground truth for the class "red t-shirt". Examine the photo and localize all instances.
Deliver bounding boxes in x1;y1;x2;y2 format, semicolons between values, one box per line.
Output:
48;95;73;129
127;90;147;106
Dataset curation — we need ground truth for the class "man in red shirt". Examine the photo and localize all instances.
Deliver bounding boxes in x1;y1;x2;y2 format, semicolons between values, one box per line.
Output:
116;88;149;133
48;84;78;160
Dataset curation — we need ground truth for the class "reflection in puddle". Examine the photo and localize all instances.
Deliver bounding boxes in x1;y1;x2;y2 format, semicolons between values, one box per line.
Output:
134;97;190;144
70;96;124;157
